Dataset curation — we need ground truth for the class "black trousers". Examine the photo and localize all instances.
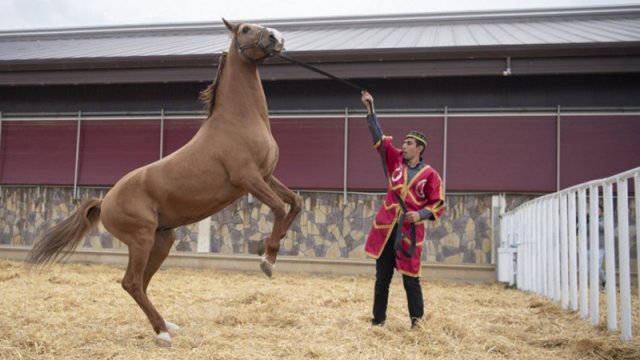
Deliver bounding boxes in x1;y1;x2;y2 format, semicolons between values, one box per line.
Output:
372;225;424;324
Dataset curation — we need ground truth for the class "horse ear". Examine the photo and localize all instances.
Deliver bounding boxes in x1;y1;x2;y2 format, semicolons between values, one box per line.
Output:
222;18;237;32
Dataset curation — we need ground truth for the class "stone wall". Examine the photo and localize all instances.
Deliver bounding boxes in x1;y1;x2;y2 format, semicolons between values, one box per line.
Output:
0;186;547;265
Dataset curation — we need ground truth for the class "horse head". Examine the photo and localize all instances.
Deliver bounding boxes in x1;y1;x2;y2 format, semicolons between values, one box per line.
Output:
223;18;284;63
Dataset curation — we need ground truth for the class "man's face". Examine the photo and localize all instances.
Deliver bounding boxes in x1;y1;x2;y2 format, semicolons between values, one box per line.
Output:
402;138;423;162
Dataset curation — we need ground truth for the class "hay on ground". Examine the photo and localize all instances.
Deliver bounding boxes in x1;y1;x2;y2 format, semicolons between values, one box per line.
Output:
0;260;638;360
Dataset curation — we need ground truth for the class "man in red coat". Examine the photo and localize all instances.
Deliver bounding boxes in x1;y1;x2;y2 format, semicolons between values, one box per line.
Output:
361;91;445;328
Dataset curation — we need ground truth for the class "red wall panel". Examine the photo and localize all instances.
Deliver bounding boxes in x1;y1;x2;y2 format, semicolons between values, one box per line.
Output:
347;115;445;190
3;115;637;192
0;121;77;185
560;115;640;189
162;118;202;156
447;115;557;192
271;117;344;189
78;120;160;186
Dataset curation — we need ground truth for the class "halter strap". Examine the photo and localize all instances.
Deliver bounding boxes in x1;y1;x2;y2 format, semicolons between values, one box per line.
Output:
235;27;273;62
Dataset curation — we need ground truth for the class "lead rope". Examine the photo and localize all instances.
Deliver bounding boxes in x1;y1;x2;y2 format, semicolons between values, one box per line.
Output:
280;53;416;259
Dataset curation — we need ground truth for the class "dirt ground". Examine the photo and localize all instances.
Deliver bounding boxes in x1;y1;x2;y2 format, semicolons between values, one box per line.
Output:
1;260;639;359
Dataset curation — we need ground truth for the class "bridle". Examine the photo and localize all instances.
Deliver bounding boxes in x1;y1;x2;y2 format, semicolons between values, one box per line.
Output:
235;27;274;62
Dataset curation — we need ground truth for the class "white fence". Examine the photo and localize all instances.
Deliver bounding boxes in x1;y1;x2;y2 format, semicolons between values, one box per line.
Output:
498;167;639;341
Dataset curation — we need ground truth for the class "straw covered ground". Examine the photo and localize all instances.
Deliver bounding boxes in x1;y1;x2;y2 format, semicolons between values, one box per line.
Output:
1;260;639;360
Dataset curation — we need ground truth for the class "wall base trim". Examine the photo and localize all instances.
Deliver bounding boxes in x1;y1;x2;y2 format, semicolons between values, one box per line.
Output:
0;245;496;283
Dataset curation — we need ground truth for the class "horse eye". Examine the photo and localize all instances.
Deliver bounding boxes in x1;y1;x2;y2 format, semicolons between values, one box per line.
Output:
241;27;250;34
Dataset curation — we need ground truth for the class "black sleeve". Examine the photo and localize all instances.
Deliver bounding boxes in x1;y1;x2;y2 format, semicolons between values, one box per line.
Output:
367;113;383;144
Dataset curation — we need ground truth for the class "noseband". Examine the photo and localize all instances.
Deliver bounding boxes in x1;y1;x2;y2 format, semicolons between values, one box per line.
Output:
236;27;274;62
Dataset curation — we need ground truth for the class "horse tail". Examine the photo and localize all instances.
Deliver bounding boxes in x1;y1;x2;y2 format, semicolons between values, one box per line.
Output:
26;198;102;266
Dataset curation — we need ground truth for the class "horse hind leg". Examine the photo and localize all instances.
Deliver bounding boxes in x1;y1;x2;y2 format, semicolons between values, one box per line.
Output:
144;229;180;333
121;235;172;347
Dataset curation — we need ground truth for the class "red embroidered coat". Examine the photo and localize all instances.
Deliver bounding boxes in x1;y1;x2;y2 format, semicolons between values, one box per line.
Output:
365;136;445;277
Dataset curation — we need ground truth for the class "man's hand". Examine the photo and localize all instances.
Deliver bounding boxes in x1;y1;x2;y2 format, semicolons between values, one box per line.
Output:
361;90;374;114
405;211;421;223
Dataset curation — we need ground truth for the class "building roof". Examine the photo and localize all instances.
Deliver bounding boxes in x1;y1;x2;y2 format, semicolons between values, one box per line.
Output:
1;5;639;85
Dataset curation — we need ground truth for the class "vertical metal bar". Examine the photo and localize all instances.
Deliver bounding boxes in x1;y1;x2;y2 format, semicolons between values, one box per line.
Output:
560;193;569;309
73;110;82;199
343;107;349;206
578;189;588;319
442;106;448;194
604;182;617;331
589;185;600;325
556;105;561;192
617;178;632;340
159;109;165;159
568;191;578;310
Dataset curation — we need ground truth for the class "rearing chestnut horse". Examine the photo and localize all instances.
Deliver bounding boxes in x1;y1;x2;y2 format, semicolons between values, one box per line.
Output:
26;19;302;347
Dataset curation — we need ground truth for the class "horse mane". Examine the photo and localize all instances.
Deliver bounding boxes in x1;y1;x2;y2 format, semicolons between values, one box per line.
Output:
199;51;228;116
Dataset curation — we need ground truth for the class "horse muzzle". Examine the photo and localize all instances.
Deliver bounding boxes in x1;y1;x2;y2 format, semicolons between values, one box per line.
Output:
266;28;284;54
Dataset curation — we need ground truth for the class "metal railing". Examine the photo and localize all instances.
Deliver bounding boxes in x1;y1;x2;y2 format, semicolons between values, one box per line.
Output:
498;167;639;340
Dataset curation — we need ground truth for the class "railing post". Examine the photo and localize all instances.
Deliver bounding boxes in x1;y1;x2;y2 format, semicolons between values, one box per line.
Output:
578;188;588;320
540;200;548;296
517;211;524;288
604;182;617;331
568;191;578;310
560;193;569;309
553;197;561;302
617;178;632;340
589;185;600;325
535;202;545;294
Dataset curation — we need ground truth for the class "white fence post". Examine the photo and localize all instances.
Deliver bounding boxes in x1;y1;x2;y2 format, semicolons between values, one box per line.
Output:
553;197;561;302
617;179;632;340
578;188;589;320
568;191;578;310
560;193;569;309
589;185;600;325
604;182;617;331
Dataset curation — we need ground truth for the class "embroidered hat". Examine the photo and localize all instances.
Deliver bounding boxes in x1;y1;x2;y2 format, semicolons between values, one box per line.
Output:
405;130;427;146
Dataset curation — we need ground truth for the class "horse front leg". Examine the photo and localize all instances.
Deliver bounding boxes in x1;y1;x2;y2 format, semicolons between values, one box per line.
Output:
268;175;303;240
239;174;288;277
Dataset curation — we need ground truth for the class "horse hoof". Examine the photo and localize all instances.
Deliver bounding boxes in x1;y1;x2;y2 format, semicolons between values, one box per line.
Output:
260;255;275;278
165;320;180;333
156;331;172;347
